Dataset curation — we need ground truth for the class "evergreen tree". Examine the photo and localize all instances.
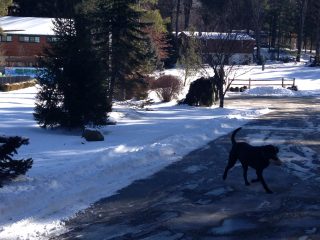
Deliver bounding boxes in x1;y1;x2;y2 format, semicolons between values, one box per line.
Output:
0;136;33;187
157;0;176;31
178;31;202;86
12;0;76;17
34;2;108;128
93;0;152;102
139;0;170;71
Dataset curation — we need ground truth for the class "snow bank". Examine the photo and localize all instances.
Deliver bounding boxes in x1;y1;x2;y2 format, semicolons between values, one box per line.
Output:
243;86;297;96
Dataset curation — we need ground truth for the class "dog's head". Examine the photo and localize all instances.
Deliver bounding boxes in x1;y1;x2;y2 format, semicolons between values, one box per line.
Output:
264;145;282;166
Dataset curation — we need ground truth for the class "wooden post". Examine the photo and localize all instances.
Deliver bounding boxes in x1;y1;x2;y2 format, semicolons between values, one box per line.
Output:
282;78;284;87
249;78;251;89
293;78;296;86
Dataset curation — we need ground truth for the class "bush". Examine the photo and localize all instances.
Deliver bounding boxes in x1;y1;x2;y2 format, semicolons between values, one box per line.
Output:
182;77;218;106
151;75;182;102
229;86;248;92
0;79;37;92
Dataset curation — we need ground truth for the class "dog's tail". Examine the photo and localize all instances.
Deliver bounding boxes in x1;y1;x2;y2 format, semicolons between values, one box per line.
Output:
231;127;242;145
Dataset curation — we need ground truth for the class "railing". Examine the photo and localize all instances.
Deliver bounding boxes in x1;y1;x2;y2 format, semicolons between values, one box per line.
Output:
0;76;32;84
227;77;296;89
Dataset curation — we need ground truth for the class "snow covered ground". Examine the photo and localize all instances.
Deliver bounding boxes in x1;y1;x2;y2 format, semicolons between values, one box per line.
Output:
0;62;319;239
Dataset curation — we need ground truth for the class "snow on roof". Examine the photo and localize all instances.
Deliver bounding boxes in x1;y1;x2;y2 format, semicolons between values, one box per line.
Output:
179;31;255;41
0;16;55;36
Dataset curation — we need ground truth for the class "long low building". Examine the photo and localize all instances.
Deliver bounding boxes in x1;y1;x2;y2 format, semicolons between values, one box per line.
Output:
0;16;56;68
179;31;256;65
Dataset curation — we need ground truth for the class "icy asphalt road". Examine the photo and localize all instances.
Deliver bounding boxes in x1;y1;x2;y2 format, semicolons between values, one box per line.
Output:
56;95;320;240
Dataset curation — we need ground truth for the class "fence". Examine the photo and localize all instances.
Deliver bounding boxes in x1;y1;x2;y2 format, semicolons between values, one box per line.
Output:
0;76;32;85
227;77;296;89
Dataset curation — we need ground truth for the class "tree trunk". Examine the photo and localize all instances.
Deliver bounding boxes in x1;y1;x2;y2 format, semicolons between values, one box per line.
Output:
315;3;320;65
255;28;262;64
183;0;192;30
315;25;320;65
217;67;225;108
175;0;181;38
219;87;224;108
296;0;308;62
270;15;277;49
250;0;264;64
277;21;281;61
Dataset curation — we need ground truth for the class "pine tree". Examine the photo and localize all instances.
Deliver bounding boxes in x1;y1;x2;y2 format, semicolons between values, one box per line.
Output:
139;1;170;71
34;2;108;128
93;0;152;102
0;136;33;187
12;0;76;17
178;31;202;86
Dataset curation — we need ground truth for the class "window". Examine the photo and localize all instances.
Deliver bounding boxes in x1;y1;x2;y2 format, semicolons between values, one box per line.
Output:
30;36;40;43
19;36;29;42
0;35;13;42
19;35;40;43
47;36;59;43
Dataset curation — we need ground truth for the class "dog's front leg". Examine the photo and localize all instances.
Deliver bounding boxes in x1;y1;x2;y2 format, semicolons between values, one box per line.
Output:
257;170;273;194
242;164;250;186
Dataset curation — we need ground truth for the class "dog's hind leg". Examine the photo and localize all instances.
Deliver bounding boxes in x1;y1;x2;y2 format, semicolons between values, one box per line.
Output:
241;164;250;186
223;165;231;180
256;170;273;194
223;149;237;180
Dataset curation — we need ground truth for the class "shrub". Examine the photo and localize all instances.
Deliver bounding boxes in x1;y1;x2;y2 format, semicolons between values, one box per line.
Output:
0;79;37;92
182;77;218;106
144;76;157;90
152;75;182;102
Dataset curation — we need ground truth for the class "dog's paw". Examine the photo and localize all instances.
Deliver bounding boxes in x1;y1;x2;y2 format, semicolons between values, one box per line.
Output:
245;182;250;186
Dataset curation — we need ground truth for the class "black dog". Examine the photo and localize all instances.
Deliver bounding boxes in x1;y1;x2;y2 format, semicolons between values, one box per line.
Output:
223;127;281;193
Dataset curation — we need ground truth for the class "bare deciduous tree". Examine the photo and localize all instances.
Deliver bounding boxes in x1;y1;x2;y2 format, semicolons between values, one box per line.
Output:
203;33;250;108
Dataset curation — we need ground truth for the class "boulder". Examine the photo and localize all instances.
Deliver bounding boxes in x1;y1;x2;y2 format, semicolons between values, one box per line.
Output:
82;128;104;142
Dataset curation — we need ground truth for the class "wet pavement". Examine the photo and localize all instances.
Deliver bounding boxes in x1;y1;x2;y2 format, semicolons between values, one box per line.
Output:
55;95;320;240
